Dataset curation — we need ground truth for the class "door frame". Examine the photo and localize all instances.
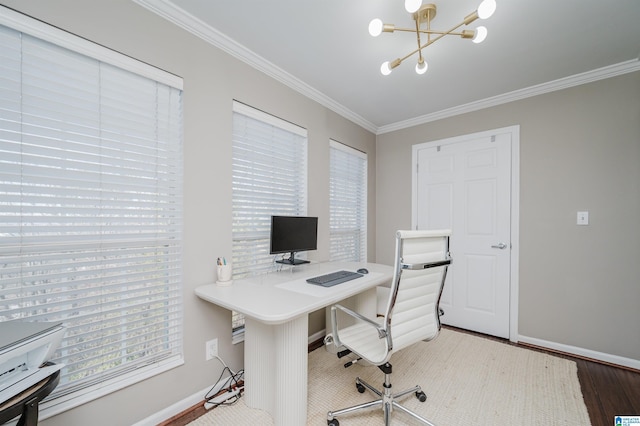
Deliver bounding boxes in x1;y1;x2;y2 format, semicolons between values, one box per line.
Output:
411;125;520;342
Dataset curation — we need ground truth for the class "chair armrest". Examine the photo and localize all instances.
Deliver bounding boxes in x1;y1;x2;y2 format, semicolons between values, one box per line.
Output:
401;256;451;270
330;304;388;350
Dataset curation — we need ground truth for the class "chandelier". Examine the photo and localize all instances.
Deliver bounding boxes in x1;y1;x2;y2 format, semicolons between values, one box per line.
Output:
369;0;497;75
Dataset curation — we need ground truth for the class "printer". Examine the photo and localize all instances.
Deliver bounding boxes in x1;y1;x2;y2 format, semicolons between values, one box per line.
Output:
0;321;65;406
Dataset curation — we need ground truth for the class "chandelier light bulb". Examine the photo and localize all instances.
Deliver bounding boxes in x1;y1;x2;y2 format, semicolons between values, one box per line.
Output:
405;0;422;13
477;0;496;19
380;61;392;76
368;18;383;37
472;26;488;43
415;60;428;75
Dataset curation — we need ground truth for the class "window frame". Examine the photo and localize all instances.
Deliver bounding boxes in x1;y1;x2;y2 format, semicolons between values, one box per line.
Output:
230;101;308;342
0;8;184;417
329;139;368;263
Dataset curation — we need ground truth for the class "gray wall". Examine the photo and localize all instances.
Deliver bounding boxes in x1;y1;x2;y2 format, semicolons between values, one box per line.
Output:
376;71;640;362
2;1;638;424
0;1;376;424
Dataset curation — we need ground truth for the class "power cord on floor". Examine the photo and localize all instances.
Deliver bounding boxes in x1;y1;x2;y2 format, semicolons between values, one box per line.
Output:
203;355;244;409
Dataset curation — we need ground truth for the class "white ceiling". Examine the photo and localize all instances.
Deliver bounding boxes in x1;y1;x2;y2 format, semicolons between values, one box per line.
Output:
136;0;640;134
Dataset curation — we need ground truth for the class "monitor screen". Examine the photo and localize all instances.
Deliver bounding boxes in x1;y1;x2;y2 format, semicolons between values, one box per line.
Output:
270;216;318;264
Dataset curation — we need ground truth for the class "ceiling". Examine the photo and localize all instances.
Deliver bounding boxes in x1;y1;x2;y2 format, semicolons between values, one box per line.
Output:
137;0;640;134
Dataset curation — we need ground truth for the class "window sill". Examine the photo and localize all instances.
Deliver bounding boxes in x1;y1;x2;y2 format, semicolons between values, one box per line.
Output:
39;355;184;421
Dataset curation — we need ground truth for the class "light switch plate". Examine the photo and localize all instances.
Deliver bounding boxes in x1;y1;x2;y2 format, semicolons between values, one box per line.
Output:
577;211;589;225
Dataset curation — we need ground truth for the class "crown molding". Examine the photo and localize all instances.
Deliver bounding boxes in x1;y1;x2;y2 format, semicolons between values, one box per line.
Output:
377;59;640;135
133;0;639;137
132;0;378;133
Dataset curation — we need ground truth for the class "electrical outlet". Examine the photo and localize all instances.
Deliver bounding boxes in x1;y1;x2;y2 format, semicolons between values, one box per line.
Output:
206;338;218;361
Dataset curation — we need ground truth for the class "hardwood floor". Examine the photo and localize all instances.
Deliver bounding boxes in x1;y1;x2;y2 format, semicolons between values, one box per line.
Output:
161;330;640;426
577;359;640;426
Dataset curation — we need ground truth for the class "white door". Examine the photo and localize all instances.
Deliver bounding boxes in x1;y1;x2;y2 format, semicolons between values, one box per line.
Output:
412;129;515;339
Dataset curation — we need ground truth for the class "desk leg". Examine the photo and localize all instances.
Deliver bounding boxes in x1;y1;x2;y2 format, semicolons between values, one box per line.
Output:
244;315;308;426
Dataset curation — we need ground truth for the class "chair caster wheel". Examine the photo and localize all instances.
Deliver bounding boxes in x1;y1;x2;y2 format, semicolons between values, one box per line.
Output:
328;419;339;426
356;383;366;393
416;390;427;402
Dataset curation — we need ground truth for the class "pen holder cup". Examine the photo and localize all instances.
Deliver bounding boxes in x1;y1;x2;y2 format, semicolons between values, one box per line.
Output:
216;264;232;285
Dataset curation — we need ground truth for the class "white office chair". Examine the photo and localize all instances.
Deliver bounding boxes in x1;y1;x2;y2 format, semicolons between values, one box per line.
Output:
327;229;452;426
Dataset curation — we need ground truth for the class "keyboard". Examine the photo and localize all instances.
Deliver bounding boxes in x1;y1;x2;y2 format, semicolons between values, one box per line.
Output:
306;270;363;287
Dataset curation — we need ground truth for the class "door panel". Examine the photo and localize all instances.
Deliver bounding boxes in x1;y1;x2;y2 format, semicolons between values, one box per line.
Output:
414;132;511;338
466;254;496;313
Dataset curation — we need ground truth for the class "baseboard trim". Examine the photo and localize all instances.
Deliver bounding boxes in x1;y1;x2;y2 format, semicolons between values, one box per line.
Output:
133;385;208;426
518;334;640;372
309;329;326;346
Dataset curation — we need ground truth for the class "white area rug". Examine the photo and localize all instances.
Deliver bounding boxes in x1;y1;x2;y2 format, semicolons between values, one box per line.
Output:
189;328;591;425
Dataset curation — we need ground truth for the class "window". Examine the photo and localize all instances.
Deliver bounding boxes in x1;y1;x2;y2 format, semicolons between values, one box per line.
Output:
329;140;367;262
0;11;183;410
231;101;307;339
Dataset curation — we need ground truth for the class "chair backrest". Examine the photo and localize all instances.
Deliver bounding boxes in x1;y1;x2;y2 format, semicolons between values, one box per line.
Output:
381;229;451;354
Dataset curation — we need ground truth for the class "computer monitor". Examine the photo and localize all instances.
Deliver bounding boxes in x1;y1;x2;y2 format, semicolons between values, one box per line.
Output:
270;215;318;265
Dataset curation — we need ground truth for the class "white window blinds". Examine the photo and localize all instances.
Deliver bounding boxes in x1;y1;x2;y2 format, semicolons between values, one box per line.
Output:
329;140;367;262
231;101;307;336
0;16;183;403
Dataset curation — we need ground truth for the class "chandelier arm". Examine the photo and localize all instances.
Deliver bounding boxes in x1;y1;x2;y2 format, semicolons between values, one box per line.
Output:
392;28;468;36
391;27;425;33
415;16;424;63
396;18;467;65
401;9;479;61
397;47;422;64
417;30;467;36
425;18;469;45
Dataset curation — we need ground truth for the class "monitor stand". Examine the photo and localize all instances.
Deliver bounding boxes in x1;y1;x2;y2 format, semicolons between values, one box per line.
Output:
276;251;310;265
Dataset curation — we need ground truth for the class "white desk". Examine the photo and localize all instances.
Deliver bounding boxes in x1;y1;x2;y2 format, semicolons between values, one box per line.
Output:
195;261;393;426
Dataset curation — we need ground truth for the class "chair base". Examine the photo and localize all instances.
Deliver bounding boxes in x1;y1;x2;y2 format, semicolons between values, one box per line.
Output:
327;363;436;426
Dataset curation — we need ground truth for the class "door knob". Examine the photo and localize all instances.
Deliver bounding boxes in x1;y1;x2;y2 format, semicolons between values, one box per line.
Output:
491;243;507;249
